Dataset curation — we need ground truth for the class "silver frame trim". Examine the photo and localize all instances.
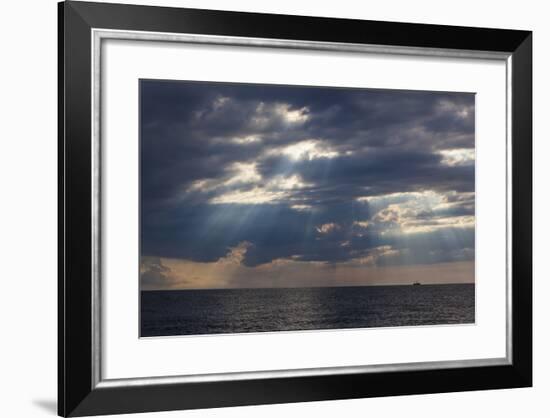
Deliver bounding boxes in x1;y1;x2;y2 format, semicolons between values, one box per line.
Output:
91;28;513;389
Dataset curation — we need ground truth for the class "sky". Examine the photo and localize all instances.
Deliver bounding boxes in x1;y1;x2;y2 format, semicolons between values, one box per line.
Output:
140;80;475;290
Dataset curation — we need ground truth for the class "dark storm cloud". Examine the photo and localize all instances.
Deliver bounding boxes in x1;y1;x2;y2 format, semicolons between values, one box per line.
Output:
140;80;475;268
257;149;474;202
140;199;473;268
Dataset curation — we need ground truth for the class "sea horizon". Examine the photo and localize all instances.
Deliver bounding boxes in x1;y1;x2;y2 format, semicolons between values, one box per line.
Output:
140;282;475;292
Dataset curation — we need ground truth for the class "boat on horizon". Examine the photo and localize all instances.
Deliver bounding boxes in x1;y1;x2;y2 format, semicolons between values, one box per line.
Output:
412;281;421;286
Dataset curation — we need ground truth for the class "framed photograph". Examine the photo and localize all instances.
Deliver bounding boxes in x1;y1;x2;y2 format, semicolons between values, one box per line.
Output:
58;1;532;416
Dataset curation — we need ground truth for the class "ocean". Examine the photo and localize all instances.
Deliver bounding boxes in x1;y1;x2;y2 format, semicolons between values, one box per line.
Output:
140;284;475;337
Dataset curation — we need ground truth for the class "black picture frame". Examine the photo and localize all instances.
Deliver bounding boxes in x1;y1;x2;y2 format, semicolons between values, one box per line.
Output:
58;1;532;416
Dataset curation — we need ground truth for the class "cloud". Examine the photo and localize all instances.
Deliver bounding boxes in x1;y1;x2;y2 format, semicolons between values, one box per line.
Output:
140;80;475;285
316;222;341;234
143;256;475;290
439;148;475;166
140;257;194;290
140;257;171;289
274;139;339;161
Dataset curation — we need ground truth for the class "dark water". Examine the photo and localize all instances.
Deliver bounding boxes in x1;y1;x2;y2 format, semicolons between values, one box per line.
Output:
140;284;475;337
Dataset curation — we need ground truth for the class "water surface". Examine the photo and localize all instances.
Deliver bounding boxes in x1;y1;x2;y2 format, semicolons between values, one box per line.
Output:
141;284;475;337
